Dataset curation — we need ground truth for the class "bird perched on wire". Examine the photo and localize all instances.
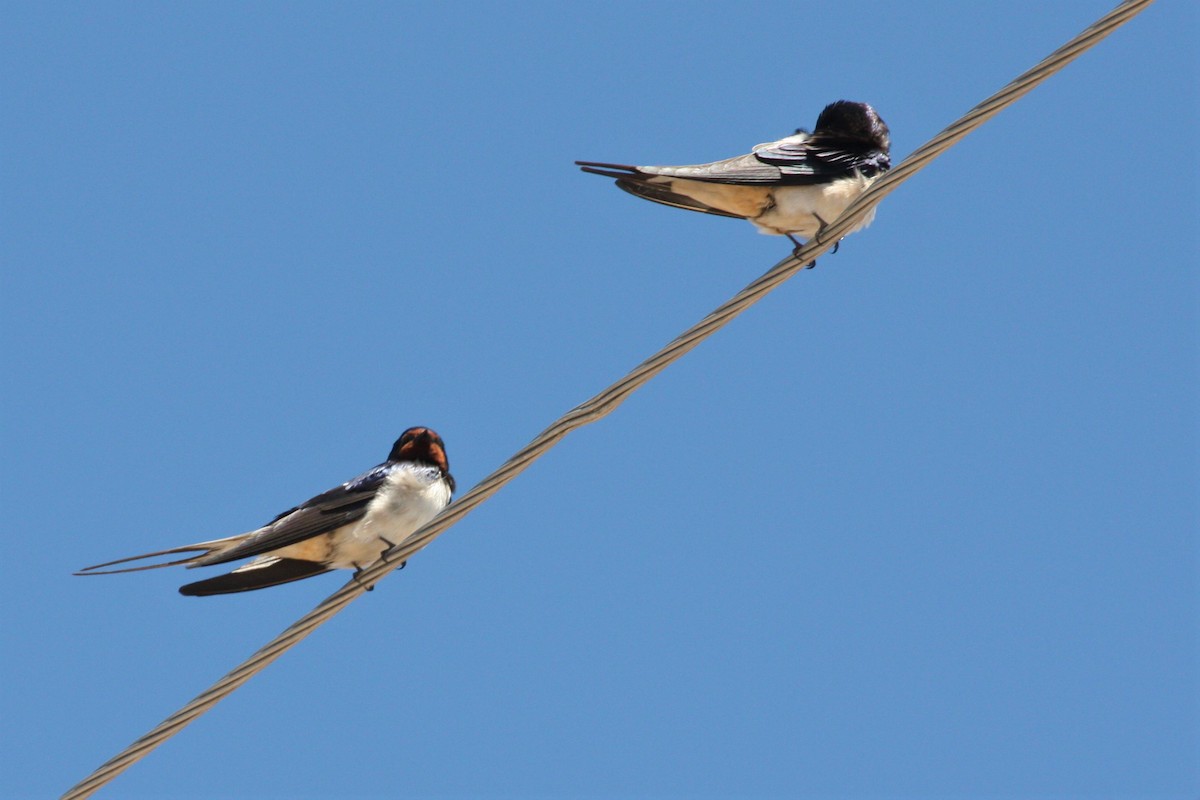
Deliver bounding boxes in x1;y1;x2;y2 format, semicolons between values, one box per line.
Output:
75;427;455;596
577;100;890;260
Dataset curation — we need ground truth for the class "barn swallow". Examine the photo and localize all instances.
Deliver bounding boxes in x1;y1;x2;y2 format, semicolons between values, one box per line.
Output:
75;427;455;596
577;100;890;258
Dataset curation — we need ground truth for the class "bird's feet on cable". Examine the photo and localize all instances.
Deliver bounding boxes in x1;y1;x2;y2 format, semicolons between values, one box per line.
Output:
378;537;397;563
789;215;843;268
352;564;374;592
813;213;842;257
786;233;818;269
377;538;407;571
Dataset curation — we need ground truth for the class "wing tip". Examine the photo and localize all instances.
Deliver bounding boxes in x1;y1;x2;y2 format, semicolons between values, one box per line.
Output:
178;559;332;596
613;179;746;220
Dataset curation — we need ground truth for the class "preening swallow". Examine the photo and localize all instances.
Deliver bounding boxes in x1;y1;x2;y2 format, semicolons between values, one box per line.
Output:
577;100;890;254
75;427;455;596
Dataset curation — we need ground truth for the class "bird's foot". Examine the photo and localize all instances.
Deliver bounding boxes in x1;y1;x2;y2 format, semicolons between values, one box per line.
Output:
812;214;842;259
786;234;818;269
352;564;375;592
376;538;407;571
378;537;397;563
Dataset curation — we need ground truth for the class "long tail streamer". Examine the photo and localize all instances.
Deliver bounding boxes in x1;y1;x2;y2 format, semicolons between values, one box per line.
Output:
61;3;1156;796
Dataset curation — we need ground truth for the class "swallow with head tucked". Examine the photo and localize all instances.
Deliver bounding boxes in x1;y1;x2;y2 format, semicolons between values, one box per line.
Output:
577;100;890;256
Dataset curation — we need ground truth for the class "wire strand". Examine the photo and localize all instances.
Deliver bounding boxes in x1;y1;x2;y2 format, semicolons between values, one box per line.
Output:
60;2;1154;796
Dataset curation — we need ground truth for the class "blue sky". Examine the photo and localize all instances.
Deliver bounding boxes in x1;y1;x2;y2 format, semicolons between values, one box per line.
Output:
2;2;1196;798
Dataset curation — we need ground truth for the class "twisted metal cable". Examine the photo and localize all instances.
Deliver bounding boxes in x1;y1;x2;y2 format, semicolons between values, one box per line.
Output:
61;1;1154;796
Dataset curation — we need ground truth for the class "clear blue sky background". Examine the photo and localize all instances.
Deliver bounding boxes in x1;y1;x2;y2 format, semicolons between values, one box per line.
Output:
2;2;1196;798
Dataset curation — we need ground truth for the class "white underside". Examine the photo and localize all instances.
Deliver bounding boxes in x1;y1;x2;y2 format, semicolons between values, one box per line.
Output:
751;174;878;237
660;172;878;238
238;464;452;573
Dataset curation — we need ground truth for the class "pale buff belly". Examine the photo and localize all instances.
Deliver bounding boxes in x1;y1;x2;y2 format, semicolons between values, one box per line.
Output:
752;175;878;237
660;173;878;238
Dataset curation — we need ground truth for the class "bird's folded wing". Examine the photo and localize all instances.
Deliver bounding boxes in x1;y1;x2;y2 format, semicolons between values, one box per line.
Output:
754;136;890;180
192;464;393;567
179;558;332;596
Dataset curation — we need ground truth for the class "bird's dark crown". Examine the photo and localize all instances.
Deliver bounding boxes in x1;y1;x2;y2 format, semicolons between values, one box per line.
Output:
813;100;890;150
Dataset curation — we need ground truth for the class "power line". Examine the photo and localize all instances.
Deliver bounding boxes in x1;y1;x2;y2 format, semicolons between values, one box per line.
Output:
60;2;1155;796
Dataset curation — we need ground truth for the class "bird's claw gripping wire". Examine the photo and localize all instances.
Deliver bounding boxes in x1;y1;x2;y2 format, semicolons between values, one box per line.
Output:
352;540;408;591
786;233;817;268
352;564;374;591
377;538;407;571
378;537;396;561
788;215;841;269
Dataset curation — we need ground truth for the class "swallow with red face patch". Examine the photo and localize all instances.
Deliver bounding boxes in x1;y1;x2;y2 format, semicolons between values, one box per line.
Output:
75;427;455;596
577;100;890;258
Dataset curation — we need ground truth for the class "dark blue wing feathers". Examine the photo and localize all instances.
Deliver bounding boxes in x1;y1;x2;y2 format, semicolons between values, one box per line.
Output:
195;462;395;567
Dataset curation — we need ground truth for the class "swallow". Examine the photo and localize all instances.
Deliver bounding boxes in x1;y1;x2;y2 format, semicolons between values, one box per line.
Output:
75;427;455;596
577;100;890;258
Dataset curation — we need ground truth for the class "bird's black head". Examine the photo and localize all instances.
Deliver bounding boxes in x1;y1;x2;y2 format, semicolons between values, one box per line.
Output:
813;100;890;152
388;427;450;475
